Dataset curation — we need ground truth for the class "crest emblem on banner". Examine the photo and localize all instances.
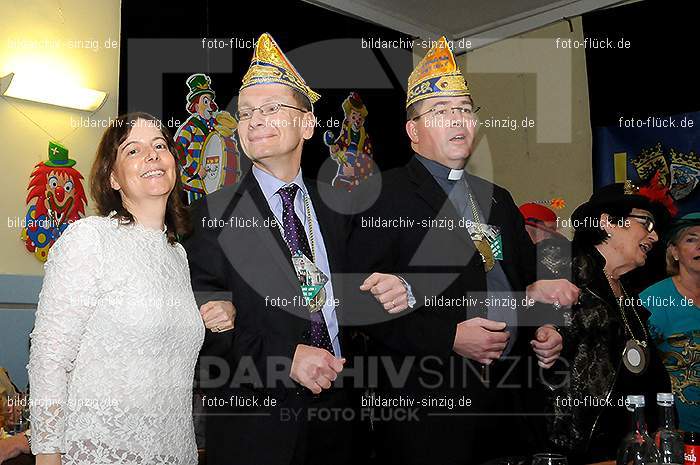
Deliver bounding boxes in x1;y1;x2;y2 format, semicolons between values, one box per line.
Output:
631;142;700;200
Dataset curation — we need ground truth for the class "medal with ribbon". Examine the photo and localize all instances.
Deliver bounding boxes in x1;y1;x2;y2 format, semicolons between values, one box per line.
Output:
291;251;328;312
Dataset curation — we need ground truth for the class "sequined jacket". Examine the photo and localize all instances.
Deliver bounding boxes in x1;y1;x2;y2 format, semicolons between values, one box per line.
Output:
536;235;572;281
546;246;671;463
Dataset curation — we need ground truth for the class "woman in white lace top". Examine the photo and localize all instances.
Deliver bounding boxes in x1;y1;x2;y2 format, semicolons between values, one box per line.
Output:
28;113;233;465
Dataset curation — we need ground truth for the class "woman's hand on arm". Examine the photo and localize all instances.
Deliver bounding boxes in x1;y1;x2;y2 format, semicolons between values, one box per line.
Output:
200;300;236;332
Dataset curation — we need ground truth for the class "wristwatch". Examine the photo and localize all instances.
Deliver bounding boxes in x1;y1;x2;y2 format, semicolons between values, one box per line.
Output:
397;275;417;309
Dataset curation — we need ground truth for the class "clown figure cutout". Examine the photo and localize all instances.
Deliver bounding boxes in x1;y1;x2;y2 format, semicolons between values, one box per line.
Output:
324;92;375;191
21;142;88;262
174;73;241;204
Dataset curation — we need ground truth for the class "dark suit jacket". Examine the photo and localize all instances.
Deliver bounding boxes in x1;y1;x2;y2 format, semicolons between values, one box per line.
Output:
345;155;540;464
184;170;357;465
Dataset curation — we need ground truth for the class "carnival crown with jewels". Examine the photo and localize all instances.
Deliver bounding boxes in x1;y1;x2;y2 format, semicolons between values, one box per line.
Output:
406;36;470;108
240;33;320;104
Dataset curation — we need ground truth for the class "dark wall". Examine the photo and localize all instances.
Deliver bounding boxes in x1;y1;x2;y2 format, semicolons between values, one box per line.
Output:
583;0;700;127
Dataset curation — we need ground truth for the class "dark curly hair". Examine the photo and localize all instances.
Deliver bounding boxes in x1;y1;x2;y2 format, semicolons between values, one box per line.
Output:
572;204;634;249
90;112;190;244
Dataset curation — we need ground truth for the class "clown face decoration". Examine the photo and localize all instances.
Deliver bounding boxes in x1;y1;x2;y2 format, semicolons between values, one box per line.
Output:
21;142;87;262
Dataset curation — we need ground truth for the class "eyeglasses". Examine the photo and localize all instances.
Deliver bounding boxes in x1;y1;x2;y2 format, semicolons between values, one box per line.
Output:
627;214;656;232
412;104;481;121
236;102;308;121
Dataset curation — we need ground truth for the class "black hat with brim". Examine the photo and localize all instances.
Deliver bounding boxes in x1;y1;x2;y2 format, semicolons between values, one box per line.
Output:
571;181;674;234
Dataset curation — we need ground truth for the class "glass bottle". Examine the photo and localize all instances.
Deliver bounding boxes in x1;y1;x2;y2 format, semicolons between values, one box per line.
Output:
654;393;683;464
617;395;661;465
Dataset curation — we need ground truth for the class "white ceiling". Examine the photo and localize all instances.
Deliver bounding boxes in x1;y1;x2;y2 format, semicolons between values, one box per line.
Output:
305;0;630;51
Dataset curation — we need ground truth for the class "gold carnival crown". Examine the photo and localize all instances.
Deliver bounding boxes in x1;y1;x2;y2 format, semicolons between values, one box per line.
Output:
406;36;470;108
240;33;320;104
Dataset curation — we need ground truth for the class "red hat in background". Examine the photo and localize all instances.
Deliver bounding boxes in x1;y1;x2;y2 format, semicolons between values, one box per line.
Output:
519;203;560;235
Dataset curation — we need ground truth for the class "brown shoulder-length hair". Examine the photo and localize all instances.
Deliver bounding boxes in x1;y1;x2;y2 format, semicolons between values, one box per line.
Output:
90;112;191;244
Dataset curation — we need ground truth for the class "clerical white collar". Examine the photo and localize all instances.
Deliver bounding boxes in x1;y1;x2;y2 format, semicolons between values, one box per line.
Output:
415;153;467;182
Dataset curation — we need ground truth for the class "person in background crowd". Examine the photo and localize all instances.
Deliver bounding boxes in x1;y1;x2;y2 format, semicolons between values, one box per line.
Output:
0;432;30;464
520;202;572;280
520;202;560;245
548;180;675;464
517;203;573;450
0;367;31;464
641;212;700;432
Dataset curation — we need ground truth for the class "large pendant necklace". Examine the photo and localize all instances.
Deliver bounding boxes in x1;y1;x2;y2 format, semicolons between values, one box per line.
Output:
607;275;649;374
467;191;494;272
473;238;495;272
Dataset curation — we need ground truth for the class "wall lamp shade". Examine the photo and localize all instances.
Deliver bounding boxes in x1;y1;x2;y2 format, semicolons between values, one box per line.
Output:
0;73;108;112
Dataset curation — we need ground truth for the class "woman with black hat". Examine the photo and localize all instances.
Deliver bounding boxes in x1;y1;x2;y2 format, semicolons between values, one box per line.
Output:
641;212;700;433
547;179;675;464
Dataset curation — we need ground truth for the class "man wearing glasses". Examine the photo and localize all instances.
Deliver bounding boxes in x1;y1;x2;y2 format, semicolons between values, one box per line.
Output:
185;33;410;465
347;36;580;464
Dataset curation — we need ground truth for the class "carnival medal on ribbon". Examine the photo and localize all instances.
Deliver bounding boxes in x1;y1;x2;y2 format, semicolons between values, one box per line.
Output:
291;251;328;312
464;221;503;272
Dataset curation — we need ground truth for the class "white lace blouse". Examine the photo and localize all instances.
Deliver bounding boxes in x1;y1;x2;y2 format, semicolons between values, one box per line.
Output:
28;215;205;465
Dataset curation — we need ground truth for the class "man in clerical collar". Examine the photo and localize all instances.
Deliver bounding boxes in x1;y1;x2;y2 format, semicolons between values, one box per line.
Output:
347;36;579;464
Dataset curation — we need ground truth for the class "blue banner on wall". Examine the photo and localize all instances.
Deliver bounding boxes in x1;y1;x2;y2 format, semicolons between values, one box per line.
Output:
593;111;700;216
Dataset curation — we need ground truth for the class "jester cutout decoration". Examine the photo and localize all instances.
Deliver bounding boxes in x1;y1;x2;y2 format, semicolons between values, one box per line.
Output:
631;142;700;200
174;73;241;204
21;141;88;262
323;92;375;191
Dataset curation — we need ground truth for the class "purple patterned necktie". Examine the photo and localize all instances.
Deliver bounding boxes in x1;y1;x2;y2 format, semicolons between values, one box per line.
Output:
278;184;334;355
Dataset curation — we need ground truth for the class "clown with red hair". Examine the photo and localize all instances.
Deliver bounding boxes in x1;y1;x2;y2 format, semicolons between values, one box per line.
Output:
21;142;87;262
